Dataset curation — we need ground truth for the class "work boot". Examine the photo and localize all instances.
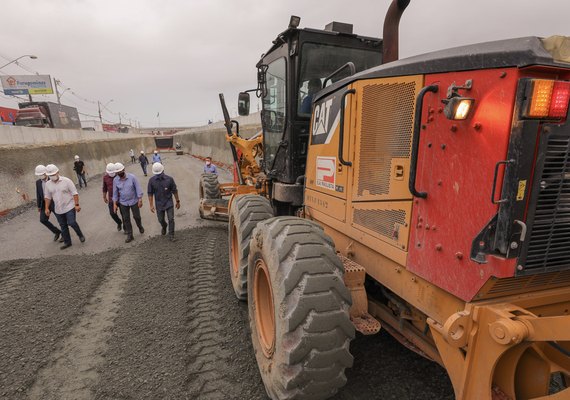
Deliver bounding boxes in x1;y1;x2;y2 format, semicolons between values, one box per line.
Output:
117;222;122;231
169;235;176;242
79;236;86;243
139;226;145;234
54;232;61;242
161;225;167;235
125;235;134;243
60;243;72;250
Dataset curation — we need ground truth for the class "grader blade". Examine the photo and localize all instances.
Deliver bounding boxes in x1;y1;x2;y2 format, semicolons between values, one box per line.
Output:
199;198;229;221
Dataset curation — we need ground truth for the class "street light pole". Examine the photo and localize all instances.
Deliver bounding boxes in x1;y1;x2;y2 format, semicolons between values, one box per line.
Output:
0;54;37;70
0;55;38;103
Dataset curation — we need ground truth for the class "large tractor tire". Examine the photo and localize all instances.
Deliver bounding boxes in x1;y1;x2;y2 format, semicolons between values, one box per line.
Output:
228;194;273;300
247;216;354;400
199;173;221;199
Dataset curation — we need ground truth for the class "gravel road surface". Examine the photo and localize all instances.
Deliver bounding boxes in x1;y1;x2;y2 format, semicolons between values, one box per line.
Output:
0;152;453;399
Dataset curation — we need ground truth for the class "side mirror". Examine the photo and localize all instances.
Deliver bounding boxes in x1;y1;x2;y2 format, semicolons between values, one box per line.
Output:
238;92;250;116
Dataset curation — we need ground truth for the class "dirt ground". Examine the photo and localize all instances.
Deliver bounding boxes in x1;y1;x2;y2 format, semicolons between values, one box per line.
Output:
0;153;454;399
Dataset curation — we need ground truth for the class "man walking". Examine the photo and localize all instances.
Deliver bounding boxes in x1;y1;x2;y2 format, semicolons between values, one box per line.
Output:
73;155;87;188
203;157;217;174
44;164;85;250
113;163;145;243
35;164;61;242
148;162;180;242
129;149;136;163
138;151;149;176
102;163;123;231
152;150;162;164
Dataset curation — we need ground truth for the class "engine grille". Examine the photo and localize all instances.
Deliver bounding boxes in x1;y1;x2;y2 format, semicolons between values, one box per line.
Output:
356;81;416;197
353;208;407;247
524;134;570;274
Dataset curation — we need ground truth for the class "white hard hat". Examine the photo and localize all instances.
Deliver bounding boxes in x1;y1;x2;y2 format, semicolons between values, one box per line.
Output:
45;164;59;176
35;164;47;176
114;162;125;172
152;162;164;175
154;150;158;154
106;163;116;174
74;155;79;160
140;150;144;154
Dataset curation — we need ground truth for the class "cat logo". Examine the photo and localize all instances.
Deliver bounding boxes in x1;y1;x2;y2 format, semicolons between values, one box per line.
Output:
312;93;341;145
313;99;333;136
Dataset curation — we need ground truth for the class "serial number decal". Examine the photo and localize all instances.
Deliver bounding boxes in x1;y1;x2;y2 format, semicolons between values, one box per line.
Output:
305;193;329;209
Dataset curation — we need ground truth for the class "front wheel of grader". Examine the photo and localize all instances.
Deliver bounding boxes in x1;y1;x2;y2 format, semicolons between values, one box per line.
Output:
228;194;273;301
247;216;355;400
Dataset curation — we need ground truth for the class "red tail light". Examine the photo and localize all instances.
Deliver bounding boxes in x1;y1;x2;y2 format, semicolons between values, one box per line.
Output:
523;79;570;119
549;81;570;118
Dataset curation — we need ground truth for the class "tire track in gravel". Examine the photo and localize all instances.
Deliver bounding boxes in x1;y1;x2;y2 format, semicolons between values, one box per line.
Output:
28;250;138;400
185;229;235;399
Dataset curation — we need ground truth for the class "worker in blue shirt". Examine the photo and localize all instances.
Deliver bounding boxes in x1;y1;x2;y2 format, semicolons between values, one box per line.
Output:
112;163;145;243
148;163;180;242
203;157;217;174
152;150;162;164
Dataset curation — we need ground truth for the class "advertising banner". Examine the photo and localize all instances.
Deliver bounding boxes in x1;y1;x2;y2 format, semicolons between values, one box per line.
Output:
0;75;53;95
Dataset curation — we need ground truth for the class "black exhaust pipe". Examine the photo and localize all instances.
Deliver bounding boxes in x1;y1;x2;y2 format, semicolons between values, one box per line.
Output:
382;0;410;64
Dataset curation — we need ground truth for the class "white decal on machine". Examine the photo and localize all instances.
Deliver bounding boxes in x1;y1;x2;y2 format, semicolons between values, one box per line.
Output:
316;156;336;190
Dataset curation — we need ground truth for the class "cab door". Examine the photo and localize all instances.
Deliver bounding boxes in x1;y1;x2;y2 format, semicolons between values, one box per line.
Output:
305;85;356;223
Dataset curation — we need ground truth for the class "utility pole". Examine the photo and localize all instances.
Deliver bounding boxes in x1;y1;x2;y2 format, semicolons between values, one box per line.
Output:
98;101;103;123
54;78;61;104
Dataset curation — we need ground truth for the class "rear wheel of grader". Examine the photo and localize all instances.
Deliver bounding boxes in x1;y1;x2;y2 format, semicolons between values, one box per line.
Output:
228;194;273;300
199;173;221;199
248;216;355;400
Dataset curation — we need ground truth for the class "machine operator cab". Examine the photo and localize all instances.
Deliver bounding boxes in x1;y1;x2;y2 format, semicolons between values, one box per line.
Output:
238;16;383;213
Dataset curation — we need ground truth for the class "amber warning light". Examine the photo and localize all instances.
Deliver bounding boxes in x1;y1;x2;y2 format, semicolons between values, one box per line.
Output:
524;79;570;119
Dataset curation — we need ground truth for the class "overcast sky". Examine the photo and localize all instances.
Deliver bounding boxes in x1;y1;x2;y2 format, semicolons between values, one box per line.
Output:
0;0;568;127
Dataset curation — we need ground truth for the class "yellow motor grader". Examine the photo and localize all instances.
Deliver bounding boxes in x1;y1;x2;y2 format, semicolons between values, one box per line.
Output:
220;1;570;399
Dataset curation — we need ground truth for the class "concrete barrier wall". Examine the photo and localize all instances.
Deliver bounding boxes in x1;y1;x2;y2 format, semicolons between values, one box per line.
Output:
175;112;261;164
0;125;141;147
0;113;261;212
0;137;156;212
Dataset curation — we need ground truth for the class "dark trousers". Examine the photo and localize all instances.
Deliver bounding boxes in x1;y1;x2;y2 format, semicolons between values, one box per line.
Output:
76;172;87;188
140;163;148;175
107;202;122;226
40;208;61;235
157;207;175;235
119;204;143;235
55;208;83;245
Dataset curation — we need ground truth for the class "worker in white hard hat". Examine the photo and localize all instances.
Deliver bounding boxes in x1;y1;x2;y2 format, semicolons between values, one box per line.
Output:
44;164;85;250
102;163;123;231
138;150;150;176
35;164;62;242
147;162;180;242
152;150;162;164
73;155;88;189
129;149;135;164
112;162;145;243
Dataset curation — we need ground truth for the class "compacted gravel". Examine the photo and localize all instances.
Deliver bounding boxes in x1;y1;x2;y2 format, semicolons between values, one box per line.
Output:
0;225;454;399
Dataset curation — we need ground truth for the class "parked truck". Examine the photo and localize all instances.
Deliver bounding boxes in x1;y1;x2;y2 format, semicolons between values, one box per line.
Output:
15;101;81;129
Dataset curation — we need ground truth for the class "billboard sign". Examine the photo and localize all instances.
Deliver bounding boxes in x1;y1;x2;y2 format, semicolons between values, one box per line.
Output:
1;75;53;95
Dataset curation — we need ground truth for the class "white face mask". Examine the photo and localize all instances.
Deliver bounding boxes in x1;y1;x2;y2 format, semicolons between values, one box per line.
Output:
108;172;116;178
206;161;211;166
49;174;59;181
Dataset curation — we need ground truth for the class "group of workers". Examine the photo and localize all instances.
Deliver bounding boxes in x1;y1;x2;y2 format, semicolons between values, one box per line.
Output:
35;150;181;250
